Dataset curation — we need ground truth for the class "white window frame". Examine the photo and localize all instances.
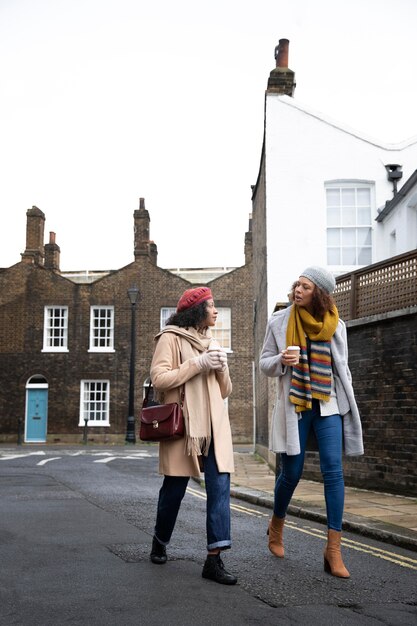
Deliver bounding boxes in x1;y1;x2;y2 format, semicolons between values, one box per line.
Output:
160;307;176;329
89;306;115;352
325;181;373;268
79;380;110;426
211;307;232;352
42;306;69;352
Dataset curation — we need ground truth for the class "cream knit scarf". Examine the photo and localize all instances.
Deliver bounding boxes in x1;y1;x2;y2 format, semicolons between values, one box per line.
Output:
157;325;215;457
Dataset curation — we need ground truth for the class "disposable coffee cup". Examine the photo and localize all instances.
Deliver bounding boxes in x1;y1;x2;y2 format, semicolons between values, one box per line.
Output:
286;345;300;364
208;339;221;352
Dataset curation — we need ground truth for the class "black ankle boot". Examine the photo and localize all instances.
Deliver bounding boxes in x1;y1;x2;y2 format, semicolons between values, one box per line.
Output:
150;537;167;564
202;554;237;585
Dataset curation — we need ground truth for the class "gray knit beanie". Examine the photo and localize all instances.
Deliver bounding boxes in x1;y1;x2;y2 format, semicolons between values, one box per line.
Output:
300;266;336;294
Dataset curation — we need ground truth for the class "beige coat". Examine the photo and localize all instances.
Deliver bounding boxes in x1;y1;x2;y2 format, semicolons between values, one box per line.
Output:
150;329;234;477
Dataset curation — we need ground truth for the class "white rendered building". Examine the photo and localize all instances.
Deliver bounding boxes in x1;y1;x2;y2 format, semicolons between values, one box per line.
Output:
252;40;417;315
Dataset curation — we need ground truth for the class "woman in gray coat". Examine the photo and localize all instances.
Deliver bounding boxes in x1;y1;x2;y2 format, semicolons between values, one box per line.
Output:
260;266;363;578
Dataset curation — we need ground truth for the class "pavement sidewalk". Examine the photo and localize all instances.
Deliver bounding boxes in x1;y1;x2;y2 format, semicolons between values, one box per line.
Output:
230;447;417;553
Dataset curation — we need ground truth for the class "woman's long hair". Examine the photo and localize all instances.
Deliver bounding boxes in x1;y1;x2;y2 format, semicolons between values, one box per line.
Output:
290;281;335;319
166;301;209;329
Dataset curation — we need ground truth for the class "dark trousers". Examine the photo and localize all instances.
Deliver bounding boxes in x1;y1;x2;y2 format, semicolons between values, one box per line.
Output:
154;441;231;550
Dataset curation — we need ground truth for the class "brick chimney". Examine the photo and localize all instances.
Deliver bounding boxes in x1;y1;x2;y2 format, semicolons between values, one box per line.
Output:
244;214;253;264
44;231;61;271
21;206;45;265
134;197;151;258
267;38;296;96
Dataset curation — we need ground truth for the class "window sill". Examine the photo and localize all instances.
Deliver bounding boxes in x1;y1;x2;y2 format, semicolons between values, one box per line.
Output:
87;349;116;353
41;348;69;353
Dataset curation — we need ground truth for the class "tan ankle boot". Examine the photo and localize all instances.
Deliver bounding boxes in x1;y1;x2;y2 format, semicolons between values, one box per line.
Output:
267;514;285;558
323;529;350;578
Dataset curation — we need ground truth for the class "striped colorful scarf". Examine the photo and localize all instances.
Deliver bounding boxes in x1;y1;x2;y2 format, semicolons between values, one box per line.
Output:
286;304;339;413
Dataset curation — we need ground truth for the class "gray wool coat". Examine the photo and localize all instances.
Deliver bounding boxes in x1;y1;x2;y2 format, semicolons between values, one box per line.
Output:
260;306;364;457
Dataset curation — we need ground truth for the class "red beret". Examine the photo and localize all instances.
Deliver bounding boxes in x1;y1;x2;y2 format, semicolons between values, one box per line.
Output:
176;287;213;312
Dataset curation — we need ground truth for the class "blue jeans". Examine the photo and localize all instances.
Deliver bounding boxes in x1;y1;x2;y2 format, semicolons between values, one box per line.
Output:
274;401;345;531
154;441;231;551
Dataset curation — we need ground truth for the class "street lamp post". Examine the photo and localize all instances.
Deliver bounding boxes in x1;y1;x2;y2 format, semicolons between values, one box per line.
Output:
126;285;140;444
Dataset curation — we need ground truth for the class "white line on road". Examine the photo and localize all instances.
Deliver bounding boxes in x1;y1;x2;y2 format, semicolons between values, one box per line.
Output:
0;451;46;460
90;452;113;457
93;457;118;463
37;457;62;466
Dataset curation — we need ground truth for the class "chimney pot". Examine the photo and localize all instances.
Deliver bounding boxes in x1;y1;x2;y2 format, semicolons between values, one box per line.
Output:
275;38;289;68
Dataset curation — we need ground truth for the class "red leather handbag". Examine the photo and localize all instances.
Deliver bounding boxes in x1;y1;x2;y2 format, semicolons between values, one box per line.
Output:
139;382;185;442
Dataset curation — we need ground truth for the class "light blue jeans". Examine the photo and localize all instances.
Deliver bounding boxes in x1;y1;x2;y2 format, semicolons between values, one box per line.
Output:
154;441;231;551
274;400;345;531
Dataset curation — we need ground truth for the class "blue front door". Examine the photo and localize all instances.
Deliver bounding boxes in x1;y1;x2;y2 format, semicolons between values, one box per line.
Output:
26;389;48;442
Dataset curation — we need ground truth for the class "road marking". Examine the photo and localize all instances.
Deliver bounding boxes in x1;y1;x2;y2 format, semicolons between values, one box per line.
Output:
187;487;207;500
186;487;417;570
276;524;417;570
37;457;62;466
90;452;113;457
122;452;153;458
93;457;118;463
0;451;46;460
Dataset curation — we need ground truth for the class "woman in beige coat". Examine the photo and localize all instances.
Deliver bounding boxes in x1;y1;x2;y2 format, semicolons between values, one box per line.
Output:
149;286;237;585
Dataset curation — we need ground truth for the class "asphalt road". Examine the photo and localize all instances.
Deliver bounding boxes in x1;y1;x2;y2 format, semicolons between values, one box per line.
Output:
0;446;416;625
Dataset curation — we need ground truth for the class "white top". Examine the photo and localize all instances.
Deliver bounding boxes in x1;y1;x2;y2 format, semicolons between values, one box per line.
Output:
319;371;340;416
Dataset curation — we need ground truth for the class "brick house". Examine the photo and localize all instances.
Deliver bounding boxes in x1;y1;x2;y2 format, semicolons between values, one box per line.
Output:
0;201;254;444
250;40;417;492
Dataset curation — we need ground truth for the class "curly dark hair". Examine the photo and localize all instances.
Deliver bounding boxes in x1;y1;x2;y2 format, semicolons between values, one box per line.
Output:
290;281;335;319
165;301;209;329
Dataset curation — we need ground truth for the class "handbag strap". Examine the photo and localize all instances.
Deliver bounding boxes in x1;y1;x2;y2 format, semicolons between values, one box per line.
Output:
143;381;184;408
143;342;184;408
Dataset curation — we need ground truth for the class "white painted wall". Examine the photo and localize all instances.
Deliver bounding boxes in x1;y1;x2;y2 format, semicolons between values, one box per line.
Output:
263;95;417;312
377;192;417;259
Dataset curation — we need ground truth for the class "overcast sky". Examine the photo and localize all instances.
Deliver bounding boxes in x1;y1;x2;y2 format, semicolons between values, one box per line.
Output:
1;0;416;273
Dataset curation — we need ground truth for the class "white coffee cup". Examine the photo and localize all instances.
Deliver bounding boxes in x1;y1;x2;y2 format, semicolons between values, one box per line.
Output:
286;345;300;364
208;339;221;352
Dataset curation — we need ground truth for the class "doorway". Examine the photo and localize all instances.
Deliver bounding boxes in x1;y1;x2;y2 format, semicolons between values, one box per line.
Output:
25;376;48;443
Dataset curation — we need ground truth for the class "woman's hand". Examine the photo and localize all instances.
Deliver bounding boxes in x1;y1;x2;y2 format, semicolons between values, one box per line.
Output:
194;350;225;371
281;349;299;367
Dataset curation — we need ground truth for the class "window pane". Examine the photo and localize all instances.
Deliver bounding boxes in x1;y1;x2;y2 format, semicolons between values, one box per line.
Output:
342;228;356;245
357;187;370;206
341;207;355;226
342;247;357;264
358;247;372;265
327;248;340;264
326;188;340;207
357;228;372;246
327;207;340;226
341;188;355;207
358;206;371;225
160;307;176;328
210;307;231;350
327;228;340;245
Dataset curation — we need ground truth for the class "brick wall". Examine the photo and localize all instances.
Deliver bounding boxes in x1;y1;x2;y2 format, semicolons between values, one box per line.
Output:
0;237;255;443
302;311;417;495
208;261;254;443
251;155;270;448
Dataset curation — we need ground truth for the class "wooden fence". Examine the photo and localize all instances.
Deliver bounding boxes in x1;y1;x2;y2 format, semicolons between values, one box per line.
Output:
333;249;417;321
